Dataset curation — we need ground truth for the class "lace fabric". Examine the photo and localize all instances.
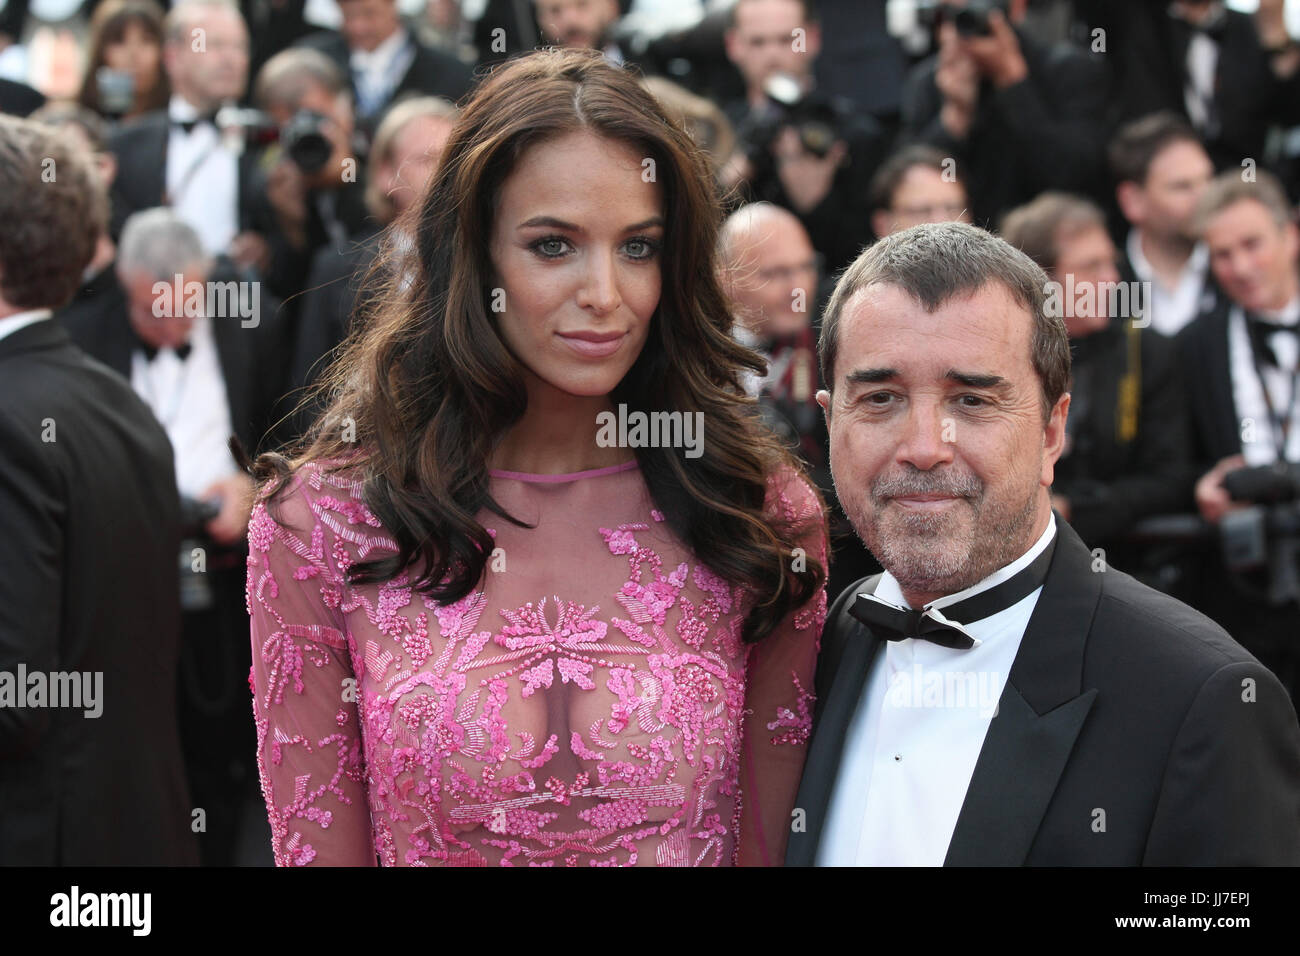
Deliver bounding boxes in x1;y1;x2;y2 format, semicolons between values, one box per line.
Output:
246;458;827;866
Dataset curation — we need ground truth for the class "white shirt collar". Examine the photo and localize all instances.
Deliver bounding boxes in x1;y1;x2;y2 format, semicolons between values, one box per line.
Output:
168;94;207;122
0;308;53;343
351;26;409;70
872;511;1058;616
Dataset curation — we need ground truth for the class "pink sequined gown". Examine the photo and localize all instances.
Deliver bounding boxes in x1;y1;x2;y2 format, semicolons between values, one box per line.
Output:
246;458;827;866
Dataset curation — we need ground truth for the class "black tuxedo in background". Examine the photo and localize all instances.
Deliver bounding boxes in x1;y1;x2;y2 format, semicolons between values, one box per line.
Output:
0;319;199;865
1053;319;1194;561
901;27;1111;228
1175;299;1300;699
57;259;293;458
787;511;1300;866
296;28;476;134
106;111;265;246
1086;2;1300;177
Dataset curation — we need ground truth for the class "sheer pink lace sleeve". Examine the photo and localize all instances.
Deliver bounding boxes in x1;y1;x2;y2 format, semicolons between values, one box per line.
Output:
246;468;377;866
735;469;829;866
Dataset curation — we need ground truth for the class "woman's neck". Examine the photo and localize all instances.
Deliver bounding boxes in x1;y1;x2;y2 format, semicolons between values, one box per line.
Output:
488;379;633;475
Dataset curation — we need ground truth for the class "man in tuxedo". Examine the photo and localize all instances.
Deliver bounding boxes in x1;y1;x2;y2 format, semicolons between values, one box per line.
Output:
107;0;271;277
1087;0;1300;177
1178;170;1300;703
297;0;473;139
60;207;289;865
1110;112;1218;338
0;115;198;865
787;221;1300;866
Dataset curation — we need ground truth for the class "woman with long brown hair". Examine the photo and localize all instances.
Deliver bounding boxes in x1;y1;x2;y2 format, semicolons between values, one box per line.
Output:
77;0;169;120
246;47;828;867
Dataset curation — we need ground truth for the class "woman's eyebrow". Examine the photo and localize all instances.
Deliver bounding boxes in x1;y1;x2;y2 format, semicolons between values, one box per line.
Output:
517;215;665;233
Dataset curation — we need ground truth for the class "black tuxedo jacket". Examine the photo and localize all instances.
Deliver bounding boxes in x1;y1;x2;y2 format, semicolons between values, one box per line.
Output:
297;29;476;130
58;261;293;458
786;512;1300;865
106;110;264;243
0;319;198;865
1176;297;1251;470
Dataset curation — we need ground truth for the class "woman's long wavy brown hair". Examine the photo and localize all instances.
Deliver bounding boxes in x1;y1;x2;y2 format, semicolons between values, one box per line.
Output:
253;48;825;643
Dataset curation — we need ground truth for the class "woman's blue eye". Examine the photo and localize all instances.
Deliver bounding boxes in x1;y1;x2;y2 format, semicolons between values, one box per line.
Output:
534;237;569;258
625;237;660;259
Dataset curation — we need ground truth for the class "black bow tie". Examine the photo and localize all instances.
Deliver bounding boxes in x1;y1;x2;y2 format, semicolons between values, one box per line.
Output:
849;530;1058;649
134;328;192;362
171;113;218;135
1245;312;1299;367
1170;6;1228;40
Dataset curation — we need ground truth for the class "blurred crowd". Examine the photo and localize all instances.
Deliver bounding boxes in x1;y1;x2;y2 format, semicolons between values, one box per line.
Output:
4;0;1300;863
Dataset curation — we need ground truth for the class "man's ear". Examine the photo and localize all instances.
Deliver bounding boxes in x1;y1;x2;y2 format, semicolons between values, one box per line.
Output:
816;388;832;421
1115;180;1144;226
1041;391;1070;487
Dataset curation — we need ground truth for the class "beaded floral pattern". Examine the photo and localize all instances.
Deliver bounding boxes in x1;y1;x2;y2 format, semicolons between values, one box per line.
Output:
247;460;827;866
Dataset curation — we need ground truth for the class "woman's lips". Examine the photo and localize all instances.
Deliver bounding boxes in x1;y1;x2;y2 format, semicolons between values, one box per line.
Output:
556;331;626;358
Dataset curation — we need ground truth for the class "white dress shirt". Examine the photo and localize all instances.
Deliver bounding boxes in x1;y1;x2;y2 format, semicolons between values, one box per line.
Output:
350;27;415;117
1229;298;1300;466
129;314;239;499
166;94;239;256
0;308;52;343
817;515;1058;866
1126;228;1212;337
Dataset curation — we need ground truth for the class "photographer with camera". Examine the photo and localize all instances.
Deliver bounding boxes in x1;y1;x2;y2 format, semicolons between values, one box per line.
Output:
1179;169;1300;702
721;0;889;277
248;45;370;310
900;0;1110;229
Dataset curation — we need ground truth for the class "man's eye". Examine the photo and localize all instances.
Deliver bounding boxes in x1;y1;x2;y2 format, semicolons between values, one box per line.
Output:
958;395;986;408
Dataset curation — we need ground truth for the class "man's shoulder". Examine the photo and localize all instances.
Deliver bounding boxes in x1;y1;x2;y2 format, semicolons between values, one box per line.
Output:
296;30;347;58
1091;565;1264;677
108;110;169;152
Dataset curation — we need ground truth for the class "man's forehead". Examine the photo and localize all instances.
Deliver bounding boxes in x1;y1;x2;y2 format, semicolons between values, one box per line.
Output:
835;282;1035;373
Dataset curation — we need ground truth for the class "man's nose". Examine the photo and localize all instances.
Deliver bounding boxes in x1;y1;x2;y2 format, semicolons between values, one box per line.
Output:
895;400;956;471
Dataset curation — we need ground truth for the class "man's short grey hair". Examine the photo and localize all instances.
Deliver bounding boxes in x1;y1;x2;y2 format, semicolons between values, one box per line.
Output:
118;208;211;279
818;221;1071;423
254;47;347;113
164;0;242;44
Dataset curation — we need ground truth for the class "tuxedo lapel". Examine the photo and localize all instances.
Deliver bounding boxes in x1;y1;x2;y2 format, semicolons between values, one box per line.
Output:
943;513;1100;865
786;576;883;866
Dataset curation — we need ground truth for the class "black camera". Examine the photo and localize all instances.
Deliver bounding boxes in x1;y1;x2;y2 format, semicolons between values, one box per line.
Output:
1220;462;1300;605
736;72;843;165
214;106;334;174
917;0;1011;38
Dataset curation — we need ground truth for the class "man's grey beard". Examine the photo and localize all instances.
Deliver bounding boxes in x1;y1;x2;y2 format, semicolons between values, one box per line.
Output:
841;464;1041;602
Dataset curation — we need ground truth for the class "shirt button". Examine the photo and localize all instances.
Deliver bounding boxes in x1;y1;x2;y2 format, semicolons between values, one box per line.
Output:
894;754;902;761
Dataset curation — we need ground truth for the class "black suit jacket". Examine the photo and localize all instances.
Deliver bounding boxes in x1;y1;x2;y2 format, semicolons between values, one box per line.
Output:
0;319;199;865
106;110;264;244
1054;320;1194;548
1176;297;1249;470
787;511;1300;865
901;28;1111;228
58;260;293;458
1090;3;1300;174
297;29;476;132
